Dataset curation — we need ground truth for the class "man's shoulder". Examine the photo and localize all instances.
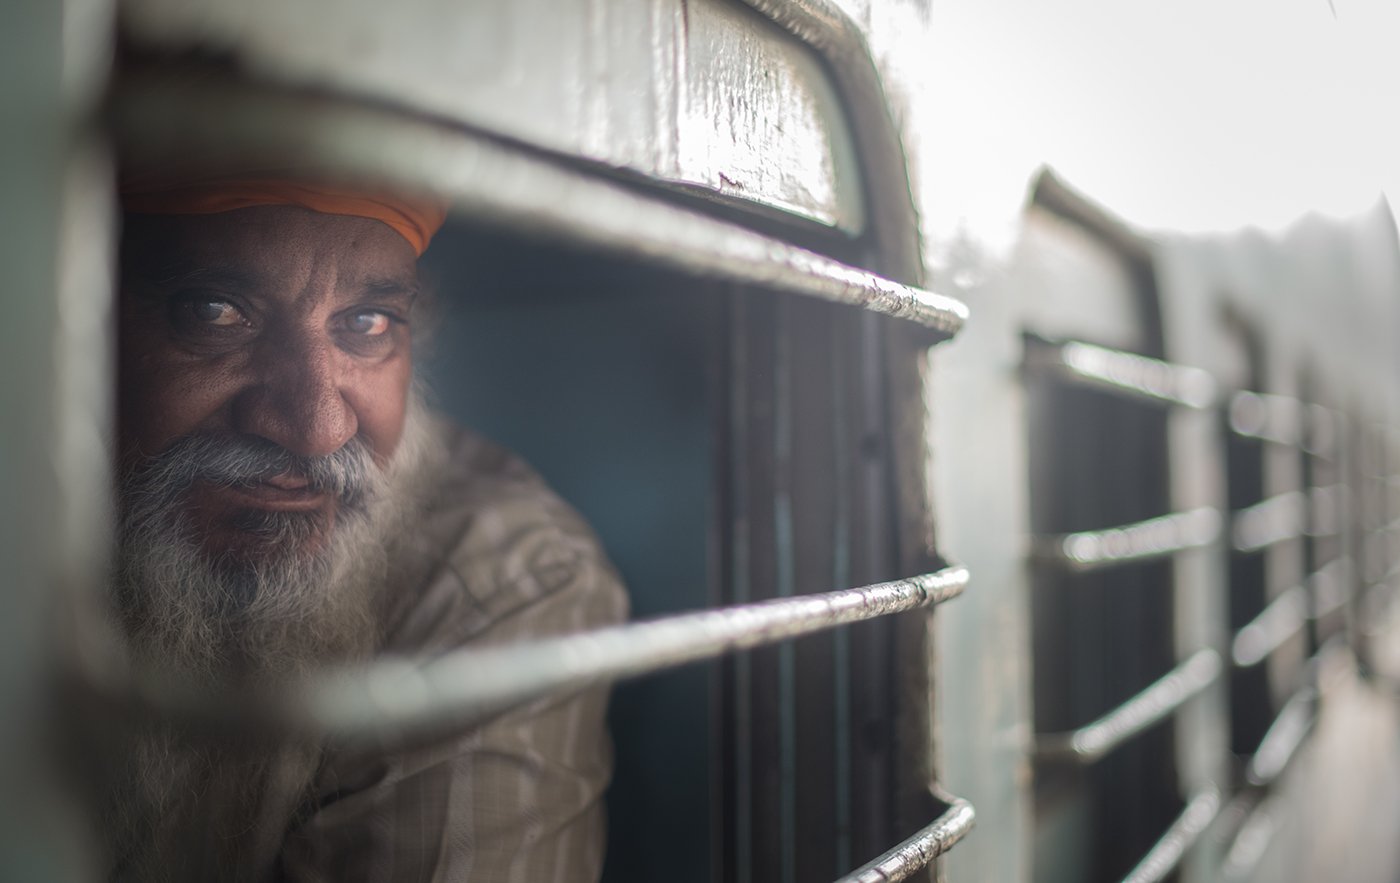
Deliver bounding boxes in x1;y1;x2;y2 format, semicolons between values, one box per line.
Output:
382;414;628;656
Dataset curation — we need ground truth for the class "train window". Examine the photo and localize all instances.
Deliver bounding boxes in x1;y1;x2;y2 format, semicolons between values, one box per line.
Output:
15;1;1400;881
27;1;980;881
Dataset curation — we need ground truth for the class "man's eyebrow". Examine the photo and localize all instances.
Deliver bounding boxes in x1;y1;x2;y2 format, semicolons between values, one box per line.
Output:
146;265;259;291
359;278;421;300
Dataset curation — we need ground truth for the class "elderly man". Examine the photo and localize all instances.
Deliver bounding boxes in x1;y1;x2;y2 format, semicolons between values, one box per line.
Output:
101;174;628;882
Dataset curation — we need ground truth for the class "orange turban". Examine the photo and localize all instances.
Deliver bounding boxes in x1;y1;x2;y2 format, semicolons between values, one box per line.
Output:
120;172;449;257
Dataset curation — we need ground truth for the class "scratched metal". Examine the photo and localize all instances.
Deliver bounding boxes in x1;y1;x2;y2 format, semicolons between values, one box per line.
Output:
1040;507;1221;571
832;793;975;883
1037;649;1222;764
1118;785;1221;883
1048;341;1218;408
118;0;864;231
303;566;969;736
113;74;967;334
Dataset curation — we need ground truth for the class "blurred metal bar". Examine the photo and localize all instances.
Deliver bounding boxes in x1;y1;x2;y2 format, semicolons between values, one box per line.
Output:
1221;795;1278;881
1309;555;1352;619
1037;649;1222;763
300;566;970;737
113;74;968;335
1245;686;1318;786
1042;341;1217;408
1232;487;1344;552
832;792;975;883
1229;392;1339;458
1233;491;1305;552
1118;785;1221;883
1232;586;1308;667
1040;507;1221;571
1229;391;1302;446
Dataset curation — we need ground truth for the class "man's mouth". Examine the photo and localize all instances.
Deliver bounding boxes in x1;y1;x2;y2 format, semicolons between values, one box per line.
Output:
202;475;332;513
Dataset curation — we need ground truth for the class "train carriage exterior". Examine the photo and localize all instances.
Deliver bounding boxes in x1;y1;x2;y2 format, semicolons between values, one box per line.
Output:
3;1;1400;882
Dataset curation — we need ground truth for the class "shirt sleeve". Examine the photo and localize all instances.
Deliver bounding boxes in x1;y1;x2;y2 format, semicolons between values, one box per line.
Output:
280;456;629;883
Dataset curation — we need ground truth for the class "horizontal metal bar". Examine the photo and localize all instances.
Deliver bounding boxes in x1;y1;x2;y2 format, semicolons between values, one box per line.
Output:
834;792;975;883
1047;341;1218;408
299;566;969;736
1229;392;1302;445
113;73;969;335
1232;558;1350;666
1246;685;1317;786
1232;487;1345;551
1037;649;1222;763
1229;392;1338;456
1310;555;1353;619
1041;507;1221;571
1119;785;1221;883
1221;794;1279;881
1232;586;1308;667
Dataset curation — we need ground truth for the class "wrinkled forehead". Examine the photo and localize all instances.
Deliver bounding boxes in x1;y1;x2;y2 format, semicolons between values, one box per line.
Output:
120;206;422;292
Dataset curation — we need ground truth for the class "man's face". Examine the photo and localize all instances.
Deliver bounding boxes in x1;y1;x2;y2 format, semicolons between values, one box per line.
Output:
118;205;419;562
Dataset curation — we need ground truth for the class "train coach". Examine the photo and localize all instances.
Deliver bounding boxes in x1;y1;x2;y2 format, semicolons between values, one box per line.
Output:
3;1;1399;881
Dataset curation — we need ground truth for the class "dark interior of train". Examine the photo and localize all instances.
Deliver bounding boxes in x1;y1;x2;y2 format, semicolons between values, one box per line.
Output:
418;220;718;882
415;218;935;882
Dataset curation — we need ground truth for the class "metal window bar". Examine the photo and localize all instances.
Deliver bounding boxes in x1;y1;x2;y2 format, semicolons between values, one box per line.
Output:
1229;392;1339;458
113;74;969;337
1036;340;1218;408
832;791;976;883
1232;486;1346;552
1036;648;1222;763
1039;507;1222;571
112;569;975;882
1220;794;1280;881
262;565;973;737
1232;556;1352;666
1245;685;1318;787
1118;785;1222;883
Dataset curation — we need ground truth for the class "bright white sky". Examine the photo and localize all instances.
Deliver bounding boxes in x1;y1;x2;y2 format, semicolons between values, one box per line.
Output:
905;0;1400;253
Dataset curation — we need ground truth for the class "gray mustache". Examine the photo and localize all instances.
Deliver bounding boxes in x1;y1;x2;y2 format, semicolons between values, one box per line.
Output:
126;434;379;511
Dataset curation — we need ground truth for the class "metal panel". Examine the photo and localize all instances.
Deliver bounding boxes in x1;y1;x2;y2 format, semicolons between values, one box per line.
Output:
118;0;865;231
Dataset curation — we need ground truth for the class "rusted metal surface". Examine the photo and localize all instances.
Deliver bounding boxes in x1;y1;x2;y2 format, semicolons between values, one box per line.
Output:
1040;507;1221;571
119;0;866;232
302;566;969;737
832;792;975;883
112;73;967;335
1117;785;1221;883
1037;649;1222;764
734;0;924;283
1042;341;1217;409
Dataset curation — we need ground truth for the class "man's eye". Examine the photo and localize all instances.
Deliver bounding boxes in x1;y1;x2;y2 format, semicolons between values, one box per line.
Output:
188;298;245;326
347;311;391;336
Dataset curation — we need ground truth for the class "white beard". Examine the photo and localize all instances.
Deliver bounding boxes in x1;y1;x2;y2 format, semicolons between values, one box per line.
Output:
100;393;443;882
113;395;436;685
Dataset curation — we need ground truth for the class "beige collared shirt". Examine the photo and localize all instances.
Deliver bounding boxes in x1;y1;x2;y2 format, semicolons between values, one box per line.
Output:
280;420;630;883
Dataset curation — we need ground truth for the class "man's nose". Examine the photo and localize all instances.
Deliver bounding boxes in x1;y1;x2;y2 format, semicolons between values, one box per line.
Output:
232;333;357;458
